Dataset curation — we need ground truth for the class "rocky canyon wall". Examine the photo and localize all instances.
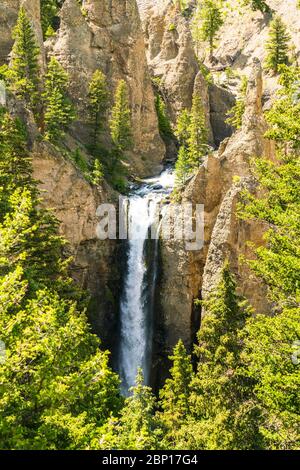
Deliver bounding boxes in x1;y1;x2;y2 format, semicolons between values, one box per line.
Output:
136;0;235;147
49;0;165;177
156;59;274;380
0;0;167;350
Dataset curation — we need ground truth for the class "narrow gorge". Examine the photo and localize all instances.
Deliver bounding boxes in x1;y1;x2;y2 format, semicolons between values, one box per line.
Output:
0;0;299;451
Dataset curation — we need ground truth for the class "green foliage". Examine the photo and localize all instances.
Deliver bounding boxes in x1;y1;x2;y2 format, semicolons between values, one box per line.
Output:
0;113;33;214
174;90;208;187
192;0;224;58
45;25;56;39
0;112;122;449
9;7;40;109
188;91;208;166
226;75;248;129
109;80;132;190
238;152;300;448
184;263;260;450
43;57;75;142
243;0;271;13
88;70;109;148
265;65;300;149
237;66;300;449
175;145;191;186
110;80;132;152
198;62;213;85
175;109;191;147
91;158;104;186
100;370;159;450
70;148;89;174
264;16;290;74
168;23;176;32
239;153;300;306
158;341;193;448
155;94;173;140
40;1;60;38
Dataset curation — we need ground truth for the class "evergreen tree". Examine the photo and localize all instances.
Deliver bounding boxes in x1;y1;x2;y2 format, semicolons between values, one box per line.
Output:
43;57;75;142
100;370;159;450
0;272;122;449
174;91;208;186
110;80;132;153
238;67;300;448
88;70;109;148
175;145;191;186
243;0;271;13
198;0;224;59
109;80;132;187
183;263;260;450
155;94;173;140
0;113;33;215
188;91;208;167
0;112;122;449
265;16;290;74
91;158;104;186
238;152;300;449
9;7;40;109
158;340;193;448
265;64;300;150
175;108;191;147
41;0;60;38
226;76;248;129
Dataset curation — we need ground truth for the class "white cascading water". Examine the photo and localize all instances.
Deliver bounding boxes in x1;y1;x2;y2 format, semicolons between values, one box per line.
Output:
118;168;174;394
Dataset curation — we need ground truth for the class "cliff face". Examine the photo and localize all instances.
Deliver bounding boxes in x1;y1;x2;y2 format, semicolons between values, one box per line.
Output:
0;0;168;348
136;0;235;147
49;0;165;177
214;0;300;73
137;0;199;119
157;59;274;364
0;0;45;67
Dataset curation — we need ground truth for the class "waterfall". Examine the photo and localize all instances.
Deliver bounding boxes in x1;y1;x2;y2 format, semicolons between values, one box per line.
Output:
118;168;174;395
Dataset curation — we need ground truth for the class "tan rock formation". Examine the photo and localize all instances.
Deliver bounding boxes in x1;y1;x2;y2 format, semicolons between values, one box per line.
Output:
137;0;199;120
0;0;45;69
50;0;165;177
31;138;120;348
137;0;235;147
158;59;273;357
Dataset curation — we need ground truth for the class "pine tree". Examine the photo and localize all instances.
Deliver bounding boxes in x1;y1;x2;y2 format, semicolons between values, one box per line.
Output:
175;145;191;186
244;0;271;13
91;158;104;185
43;57;75;142
226;76;248;129
184;263;260;450
155;94;173;140
109;80;132;186
0;112;122;449
265;65;300;150
174;92;208;187
0;272;122;449
265;16;290;74
175;109;191;147
9;7;40;109
88;70;109;148
188;91;208;167
100;370;159;450
0;113;34;214
158;340;193;448
237;70;300;448
198;0;224;59
40;0;60;38
110;80;132;153
238;154;300;449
